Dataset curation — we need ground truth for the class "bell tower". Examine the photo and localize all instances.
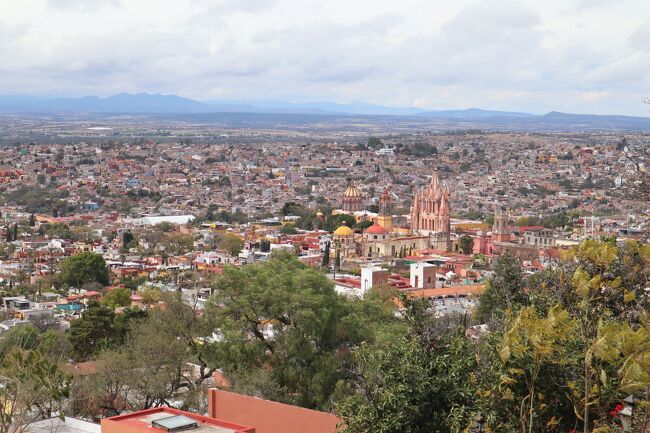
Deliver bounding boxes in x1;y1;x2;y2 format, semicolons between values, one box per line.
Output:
377;188;393;230
493;208;511;242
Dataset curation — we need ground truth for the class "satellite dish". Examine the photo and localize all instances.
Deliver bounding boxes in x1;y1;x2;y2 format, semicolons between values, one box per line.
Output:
623;146;629;152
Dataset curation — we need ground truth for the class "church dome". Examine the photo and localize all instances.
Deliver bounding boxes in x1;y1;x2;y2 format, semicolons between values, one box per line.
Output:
344;185;362;198
365;222;389;235
333;222;354;236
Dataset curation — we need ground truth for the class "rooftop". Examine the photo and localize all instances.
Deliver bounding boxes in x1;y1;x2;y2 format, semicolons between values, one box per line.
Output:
101;407;254;433
26;417;100;433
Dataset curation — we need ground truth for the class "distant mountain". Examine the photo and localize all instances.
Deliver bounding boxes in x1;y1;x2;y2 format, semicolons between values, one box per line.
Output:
0;93;211;114
417;107;534;118
1;93;650;131
203;99;428;115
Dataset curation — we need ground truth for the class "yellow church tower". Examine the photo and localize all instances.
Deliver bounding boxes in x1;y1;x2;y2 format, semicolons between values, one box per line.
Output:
376;188;393;231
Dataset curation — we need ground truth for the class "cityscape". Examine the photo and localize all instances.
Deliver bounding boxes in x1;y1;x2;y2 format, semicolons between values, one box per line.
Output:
0;1;649;433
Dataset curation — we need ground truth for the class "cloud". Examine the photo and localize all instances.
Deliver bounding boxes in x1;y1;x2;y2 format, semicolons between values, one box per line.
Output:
48;0;122;12
0;0;649;115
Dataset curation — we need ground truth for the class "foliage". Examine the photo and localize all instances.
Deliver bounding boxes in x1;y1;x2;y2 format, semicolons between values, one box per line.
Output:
280;223;298;235
499;305;577;433
353;220;373;230
74;294;214;417
321;241;330;267
67;300;117;360
122;231;135;250
219;232;244;257
459;235;474;255
102;287;132;309
208;251;396;410
324;214;357;233
367;136;382;148
161;233;194;255
476;254;527;325
337;296;478;433
0;349;70;433
58;252;110;288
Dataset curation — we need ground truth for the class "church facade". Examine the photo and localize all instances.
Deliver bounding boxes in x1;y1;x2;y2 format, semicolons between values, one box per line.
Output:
410;170;451;250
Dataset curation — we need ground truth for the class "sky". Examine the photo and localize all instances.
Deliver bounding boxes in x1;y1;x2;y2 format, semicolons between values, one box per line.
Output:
1;0;650;115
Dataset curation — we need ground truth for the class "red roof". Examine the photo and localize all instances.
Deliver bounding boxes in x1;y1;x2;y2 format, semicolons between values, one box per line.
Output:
365;222;389;235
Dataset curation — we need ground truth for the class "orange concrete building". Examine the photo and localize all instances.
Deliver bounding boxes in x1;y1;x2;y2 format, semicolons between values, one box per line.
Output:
97;389;340;433
208;389;340;433
101;407;255;433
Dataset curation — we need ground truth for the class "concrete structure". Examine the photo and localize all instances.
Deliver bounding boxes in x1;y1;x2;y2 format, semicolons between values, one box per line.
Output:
208;389;339;433
523;227;556;247
409;261;439;289
26;417;100;433
101;407;254;433
123;215;196;226
492;208;511;242
360;266;389;294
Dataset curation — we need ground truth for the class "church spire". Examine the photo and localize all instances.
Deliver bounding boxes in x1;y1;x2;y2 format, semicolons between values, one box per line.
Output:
430;169;439;191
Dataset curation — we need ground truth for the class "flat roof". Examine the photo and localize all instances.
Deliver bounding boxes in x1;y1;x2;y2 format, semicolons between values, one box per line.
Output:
102;407;254;433
27;416;100;433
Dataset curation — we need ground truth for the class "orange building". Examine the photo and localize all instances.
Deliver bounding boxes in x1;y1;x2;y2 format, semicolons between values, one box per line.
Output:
97;389;340;433
208;389;340;433
101;407;254;433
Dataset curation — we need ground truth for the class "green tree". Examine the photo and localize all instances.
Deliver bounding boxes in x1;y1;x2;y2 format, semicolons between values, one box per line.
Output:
472;253;489;269
353;220;373;230
0;325;39;358
67;300;117;360
0;349;70;433
324;214;357;232
334;248;341;271
161;233;194;255
321;241;330;268
499;305;577;433
58;252;110;287
459;234;474;255
122;231;135;250
476;254;527;325
280;223;298;235
337;296;478;433
28;213;35;227
102;287;132;309
208;251;395;410
367;136;382;148
219;233;244;257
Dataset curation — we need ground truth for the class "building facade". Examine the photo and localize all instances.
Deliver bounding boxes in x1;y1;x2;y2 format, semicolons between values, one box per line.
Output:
410;170;451;250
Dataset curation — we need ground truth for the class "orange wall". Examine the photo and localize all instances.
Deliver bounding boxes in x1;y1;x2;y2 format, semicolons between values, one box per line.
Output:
208;389;340;433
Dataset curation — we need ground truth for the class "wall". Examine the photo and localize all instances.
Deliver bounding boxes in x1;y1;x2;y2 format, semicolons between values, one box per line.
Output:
208;389;340;433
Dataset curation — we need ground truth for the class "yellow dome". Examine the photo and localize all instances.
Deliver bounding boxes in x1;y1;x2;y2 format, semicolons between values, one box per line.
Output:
344;185;362;198
333;224;354;236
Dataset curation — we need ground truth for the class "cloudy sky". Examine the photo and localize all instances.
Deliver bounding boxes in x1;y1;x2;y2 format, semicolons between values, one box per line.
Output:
1;0;649;115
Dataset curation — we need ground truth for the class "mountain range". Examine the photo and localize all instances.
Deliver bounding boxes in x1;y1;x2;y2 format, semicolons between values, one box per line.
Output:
1;93;650;131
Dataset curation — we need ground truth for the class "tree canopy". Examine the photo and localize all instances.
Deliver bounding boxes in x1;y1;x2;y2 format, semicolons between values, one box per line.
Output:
207;251;397;410
58;252;110;288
